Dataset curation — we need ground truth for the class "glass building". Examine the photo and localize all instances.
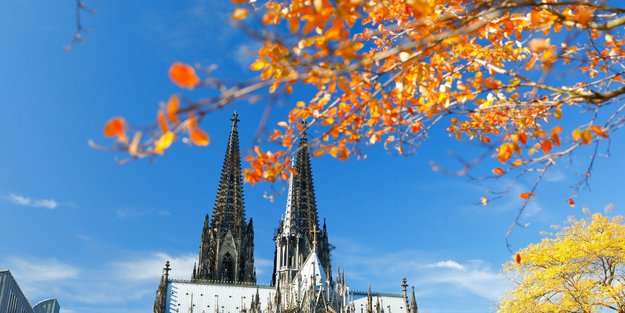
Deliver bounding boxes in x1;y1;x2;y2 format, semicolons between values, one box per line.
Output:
0;270;60;313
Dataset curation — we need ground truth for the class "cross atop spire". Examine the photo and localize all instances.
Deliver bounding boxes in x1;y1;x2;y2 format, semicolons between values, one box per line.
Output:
231;111;240;125
164;261;171;279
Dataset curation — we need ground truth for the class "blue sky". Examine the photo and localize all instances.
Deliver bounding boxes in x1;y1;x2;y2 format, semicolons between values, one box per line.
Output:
1;1;625;313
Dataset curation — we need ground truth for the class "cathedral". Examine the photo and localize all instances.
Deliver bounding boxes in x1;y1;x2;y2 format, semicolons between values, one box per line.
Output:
153;113;419;313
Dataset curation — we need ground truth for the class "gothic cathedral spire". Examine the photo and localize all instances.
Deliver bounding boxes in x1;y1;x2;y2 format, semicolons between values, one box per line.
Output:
194;112;256;283
272;123;332;288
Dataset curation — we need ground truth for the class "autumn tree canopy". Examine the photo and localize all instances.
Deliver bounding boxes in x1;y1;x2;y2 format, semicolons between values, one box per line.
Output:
98;0;625;213
499;212;625;313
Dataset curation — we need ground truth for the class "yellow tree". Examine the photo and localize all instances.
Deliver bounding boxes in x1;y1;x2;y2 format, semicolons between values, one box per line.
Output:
499;212;625;313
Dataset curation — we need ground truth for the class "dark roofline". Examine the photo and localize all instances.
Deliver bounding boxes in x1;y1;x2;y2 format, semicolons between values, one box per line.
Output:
351;290;403;298
170;278;274;289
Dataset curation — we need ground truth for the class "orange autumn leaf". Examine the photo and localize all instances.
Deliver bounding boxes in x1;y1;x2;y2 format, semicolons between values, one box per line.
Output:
169;62;200;89
167;96;180;124
568;198;575;208
483;77;500;90
517;132;528;145
568;8;594;25
525;56;537;70
155;132;176;154
158;110;169;133
190;129;210;146
515;253;522;264
520;192;535;199
590;125;608;138
187;113;198;130
492;167;505;175
104;117;127;142
541;139;552;154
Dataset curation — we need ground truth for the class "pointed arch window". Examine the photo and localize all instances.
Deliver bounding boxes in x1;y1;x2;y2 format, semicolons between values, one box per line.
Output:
221;252;234;282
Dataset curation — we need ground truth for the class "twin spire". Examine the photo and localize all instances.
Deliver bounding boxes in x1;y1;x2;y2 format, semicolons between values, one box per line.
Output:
273;122;333;288
281;123;321;242
194;112;255;283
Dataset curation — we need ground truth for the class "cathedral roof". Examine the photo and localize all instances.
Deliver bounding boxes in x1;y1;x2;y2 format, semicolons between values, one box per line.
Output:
293;250;327;290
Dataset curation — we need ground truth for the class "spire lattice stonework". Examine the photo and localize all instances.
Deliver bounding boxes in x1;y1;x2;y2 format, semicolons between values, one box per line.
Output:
195;112;256;283
272;124;332;289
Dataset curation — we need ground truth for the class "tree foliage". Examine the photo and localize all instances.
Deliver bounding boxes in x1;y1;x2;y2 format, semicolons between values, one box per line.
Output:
499;212;625;313
98;0;625;205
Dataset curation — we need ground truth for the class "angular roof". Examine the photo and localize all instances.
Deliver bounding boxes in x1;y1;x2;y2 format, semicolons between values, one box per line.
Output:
293;250;327;290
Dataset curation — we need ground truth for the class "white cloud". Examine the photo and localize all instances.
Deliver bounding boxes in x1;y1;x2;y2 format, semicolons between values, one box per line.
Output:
255;258;273;276
424;259;510;300
333;247;510;307
112;252;196;282
6;193;58;209
7;257;80;282
426;260;465;270
3;252;198;313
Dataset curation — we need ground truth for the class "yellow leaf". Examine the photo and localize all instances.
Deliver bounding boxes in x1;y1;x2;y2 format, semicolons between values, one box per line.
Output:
481;197;488;206
572;129;582;141
249;59;267;71
232;8;249;21
155;132;175;154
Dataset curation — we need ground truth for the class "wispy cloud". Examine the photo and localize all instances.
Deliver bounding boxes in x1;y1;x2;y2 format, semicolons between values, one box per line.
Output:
255;258;273;276
7;257;80;282
112;252;196;282
332;244;510;311
114;206;172;220
426;260;465;270
4;252;198;313
424;259;510;300
6;193;58;209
